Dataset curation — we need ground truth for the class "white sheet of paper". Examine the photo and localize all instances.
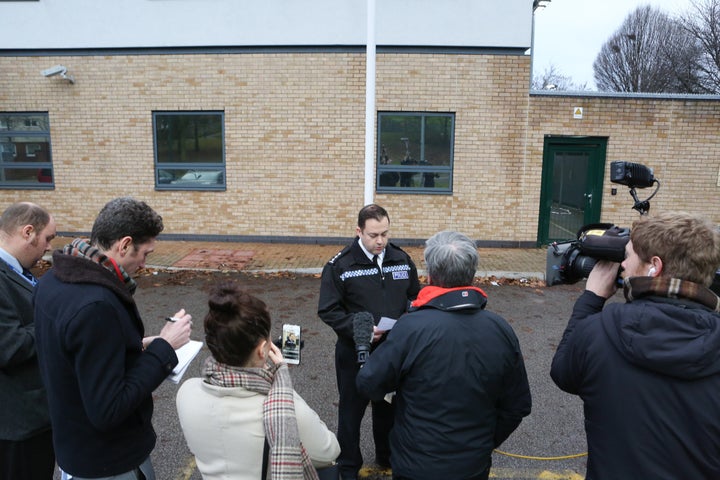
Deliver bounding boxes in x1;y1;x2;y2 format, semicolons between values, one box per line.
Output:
377;317;397;331
167;339;204;384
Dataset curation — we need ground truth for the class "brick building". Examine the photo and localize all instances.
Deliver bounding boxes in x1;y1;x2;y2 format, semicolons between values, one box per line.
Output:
1;0;718;246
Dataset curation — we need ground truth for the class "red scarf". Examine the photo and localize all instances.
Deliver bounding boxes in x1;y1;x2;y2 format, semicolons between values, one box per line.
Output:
411;285;487;308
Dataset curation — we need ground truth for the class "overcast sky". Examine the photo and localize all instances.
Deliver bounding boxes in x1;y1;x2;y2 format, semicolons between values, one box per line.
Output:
532;0;696;89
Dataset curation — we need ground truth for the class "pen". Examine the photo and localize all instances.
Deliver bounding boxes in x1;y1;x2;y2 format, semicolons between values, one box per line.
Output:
165;317;181;322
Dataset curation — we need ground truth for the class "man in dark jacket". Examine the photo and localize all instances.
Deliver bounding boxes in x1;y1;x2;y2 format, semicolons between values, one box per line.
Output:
356;230;531;480
0;202;56;479
551;211;720;479
318;204;420;480
34;197;193;480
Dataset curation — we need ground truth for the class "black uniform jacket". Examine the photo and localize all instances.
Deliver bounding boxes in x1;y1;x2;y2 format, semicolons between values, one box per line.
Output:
318;238;420;346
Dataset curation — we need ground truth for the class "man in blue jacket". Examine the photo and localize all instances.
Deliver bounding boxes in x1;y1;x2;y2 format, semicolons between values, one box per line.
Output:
34;197;193;480
551;211;720;479
356;230;531;480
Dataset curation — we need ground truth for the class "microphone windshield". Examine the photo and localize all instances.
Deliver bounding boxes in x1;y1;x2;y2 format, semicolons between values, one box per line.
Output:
352;311;375;348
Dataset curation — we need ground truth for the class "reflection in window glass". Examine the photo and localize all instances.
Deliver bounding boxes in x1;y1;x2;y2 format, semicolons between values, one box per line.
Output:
0;113;53;189
377;112;454;194
153;111;225;190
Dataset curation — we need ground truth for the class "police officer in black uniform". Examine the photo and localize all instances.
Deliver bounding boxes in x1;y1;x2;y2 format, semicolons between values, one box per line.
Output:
318;204;420;480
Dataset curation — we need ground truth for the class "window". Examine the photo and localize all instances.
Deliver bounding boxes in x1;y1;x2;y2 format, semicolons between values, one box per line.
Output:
153;111;225;190
377;112;454;194
0;113;53;189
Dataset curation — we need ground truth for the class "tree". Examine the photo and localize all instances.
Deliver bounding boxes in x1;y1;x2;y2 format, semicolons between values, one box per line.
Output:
531;64;590;91
593;5;700;93
681;0;720;93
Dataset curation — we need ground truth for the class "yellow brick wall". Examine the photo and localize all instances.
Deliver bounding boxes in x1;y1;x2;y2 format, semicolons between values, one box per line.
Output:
1;52;719;244
375;54;536;241
527;96;720;231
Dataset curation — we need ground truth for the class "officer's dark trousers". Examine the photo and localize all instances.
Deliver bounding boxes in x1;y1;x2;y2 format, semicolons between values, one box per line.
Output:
335;340;393;479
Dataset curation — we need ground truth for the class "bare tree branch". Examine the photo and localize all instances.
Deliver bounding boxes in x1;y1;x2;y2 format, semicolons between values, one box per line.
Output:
531;64;591;91
681;0;720;93
594;5;700;93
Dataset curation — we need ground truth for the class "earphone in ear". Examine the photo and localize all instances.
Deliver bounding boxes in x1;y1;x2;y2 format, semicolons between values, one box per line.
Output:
647;267;657;276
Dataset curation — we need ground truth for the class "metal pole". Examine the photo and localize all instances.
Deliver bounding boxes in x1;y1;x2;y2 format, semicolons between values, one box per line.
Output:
364;0;376;205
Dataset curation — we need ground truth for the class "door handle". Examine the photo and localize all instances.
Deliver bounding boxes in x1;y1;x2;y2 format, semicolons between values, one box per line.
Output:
585;193;593;207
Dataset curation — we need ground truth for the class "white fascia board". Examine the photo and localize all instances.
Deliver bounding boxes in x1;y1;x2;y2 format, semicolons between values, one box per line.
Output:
0;0;531;50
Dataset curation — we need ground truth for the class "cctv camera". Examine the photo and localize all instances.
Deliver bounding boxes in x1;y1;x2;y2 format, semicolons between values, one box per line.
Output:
42;65;67;77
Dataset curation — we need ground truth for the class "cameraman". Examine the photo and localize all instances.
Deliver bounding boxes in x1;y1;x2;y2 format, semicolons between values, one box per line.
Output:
551;211;720;480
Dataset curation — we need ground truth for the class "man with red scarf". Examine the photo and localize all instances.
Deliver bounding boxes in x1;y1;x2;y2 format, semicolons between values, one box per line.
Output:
356;230;531;480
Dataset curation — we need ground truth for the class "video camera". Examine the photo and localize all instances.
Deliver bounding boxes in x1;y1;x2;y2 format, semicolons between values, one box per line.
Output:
545;161;658;286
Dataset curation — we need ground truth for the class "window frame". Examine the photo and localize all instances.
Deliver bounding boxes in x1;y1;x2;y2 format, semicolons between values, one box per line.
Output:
0;112;54;190
153;111;226;191
376;111;455;195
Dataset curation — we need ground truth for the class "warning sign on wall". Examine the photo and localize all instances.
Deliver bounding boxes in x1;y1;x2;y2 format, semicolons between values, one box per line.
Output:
573;107;583;119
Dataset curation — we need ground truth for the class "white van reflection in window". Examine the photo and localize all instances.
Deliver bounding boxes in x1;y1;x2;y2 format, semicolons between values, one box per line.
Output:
170;170;224;185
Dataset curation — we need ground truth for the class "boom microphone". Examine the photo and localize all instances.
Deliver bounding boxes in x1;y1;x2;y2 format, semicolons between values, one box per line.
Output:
352;312;375;365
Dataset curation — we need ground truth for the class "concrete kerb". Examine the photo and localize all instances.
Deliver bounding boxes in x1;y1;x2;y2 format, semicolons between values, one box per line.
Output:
478;270;545;282
47;236;547;282
145;265;546;282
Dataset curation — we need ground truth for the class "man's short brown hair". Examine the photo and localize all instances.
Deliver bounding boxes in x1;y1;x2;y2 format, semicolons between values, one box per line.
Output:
0;202;50;235
631;211;720;286
357;204;389;230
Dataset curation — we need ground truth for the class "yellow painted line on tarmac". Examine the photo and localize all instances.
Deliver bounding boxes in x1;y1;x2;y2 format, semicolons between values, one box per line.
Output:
490;468;584;479
178;456;197;480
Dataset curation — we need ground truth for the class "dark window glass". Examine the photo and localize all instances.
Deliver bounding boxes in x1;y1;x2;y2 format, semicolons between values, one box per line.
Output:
377;112;454;194
153;112;225;190
0;113;53;189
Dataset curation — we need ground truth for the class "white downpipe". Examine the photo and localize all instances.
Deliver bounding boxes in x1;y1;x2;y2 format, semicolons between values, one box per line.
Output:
364;0;376;206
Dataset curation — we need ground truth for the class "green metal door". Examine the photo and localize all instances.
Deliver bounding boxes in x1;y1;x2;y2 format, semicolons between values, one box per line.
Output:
537;136;607;246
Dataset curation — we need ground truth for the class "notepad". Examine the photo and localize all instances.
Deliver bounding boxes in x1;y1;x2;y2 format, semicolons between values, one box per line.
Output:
377;317;397;331
167;340;204;384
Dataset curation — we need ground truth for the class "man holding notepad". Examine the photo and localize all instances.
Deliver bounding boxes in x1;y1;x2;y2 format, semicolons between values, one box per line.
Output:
34;197;193;480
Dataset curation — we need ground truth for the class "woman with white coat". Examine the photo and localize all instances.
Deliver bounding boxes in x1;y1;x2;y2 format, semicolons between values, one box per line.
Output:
177;282;339;480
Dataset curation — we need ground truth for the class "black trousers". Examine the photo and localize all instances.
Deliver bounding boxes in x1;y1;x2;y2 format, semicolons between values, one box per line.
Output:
335;341;394;479
0;429;55;480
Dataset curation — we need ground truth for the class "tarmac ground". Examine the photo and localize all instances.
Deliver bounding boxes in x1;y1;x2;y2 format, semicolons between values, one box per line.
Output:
40;236;591;480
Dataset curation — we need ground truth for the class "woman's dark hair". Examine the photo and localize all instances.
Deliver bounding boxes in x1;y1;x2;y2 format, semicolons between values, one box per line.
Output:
204;282;271;367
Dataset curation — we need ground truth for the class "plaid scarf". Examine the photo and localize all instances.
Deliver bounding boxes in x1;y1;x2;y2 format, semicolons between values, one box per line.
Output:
624;276;720;313
62;238;137;294
203;357;319;480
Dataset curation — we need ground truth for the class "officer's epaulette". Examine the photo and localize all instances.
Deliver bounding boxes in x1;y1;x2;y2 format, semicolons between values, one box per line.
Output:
327;246;350;265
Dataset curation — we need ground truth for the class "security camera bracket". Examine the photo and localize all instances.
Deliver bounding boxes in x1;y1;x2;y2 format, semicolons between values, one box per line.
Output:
41;65;75;84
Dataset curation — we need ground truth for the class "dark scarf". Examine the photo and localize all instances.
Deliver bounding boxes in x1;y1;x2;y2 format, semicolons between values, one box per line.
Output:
624;276;720;313
203;357;319;480
62;238;137;294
